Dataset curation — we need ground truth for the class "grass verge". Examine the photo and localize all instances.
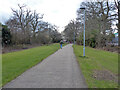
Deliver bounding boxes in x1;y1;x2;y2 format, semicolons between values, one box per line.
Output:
73;45;118;88
2;43;66;86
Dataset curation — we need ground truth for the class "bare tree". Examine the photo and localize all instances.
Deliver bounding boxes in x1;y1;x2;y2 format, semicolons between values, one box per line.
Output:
76;1;117;47
64;20;80;42
11;4;33;44
114;0;120;47
6;4;61;45
31;11;43;39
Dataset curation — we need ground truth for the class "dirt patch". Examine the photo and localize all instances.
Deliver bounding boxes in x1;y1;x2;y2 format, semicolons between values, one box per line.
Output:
2;44;42;54
96;45;119;53
92;69;118;83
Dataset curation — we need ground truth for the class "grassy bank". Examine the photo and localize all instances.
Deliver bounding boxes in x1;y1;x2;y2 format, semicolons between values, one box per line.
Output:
73;45;118;88
2;43;66;86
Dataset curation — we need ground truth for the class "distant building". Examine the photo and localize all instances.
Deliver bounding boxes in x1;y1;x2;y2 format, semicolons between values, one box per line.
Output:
112;33;118;45
115;33;118;37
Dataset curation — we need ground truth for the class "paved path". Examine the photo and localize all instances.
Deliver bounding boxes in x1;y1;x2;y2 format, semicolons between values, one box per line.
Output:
3;44;87;88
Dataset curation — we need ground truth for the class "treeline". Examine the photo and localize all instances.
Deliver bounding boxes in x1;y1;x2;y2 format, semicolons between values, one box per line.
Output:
1;4;62;47
63;1;119;48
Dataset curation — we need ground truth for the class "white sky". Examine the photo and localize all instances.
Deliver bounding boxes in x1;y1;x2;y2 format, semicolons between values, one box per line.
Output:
0;0;82;32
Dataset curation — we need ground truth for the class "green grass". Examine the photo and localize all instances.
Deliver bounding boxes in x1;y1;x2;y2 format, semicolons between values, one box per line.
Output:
2;43;66;86
73;45;118;88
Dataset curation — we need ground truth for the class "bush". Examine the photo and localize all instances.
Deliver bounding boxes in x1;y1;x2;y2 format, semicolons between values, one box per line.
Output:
2;25;12;46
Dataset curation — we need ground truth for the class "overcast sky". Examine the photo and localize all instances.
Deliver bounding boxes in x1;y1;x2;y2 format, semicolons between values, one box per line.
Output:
0;0;83;32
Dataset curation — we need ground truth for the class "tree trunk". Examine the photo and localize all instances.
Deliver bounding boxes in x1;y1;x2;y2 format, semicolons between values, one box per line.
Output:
118;2;120;53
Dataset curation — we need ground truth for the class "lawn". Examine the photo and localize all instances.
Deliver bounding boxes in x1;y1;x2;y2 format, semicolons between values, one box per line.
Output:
2;43;66;86
73;45;118;88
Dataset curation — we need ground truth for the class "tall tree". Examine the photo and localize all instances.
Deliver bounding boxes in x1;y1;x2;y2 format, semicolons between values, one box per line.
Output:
114;0;120;47
77;1;117;47
31;11;43;39
11;4;33;44
64;20;80;42
6;4;61;45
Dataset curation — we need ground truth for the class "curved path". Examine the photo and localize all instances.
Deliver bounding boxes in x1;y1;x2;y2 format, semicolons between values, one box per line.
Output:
3;44;87;88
